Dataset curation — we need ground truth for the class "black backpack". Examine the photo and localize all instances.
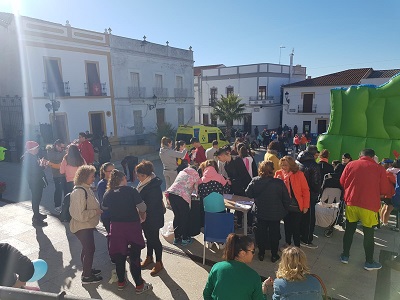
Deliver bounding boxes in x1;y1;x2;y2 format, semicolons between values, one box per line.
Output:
60;186;88;222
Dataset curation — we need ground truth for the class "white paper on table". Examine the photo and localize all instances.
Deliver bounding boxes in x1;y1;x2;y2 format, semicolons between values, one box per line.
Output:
234;203;251;210
223;194;233;200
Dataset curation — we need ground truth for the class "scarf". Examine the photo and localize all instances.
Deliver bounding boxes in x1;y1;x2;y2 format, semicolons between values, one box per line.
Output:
319;158;329;163
201;166;228;186
136;172;156;192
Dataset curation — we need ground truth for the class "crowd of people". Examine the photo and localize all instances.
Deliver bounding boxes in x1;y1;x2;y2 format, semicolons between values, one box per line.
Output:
17;131;159;293
4;128;398;298
159;133;397;298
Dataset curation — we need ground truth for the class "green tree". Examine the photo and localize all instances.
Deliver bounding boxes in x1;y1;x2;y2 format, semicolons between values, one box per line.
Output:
152;122;176;144
211;94;246;141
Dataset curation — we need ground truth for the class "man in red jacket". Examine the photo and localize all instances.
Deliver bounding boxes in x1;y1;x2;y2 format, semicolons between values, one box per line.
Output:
190;137;206;166
77;132;94;165
340;148;392;271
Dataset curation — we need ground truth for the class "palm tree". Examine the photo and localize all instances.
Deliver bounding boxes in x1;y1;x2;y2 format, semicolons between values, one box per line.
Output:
211;94;246;141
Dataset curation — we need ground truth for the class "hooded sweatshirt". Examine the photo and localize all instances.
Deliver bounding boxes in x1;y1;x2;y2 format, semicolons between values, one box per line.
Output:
167;167;200;204
159;147;187;171
201;166;228;186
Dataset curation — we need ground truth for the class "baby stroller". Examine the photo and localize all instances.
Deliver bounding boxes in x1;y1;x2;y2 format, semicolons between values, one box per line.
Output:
315;173;345;237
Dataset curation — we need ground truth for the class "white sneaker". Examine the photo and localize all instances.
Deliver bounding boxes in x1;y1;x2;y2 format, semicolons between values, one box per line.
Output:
54;206;62;214
300;242;318;249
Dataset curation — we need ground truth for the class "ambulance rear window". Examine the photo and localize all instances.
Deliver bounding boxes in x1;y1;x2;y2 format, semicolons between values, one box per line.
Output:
176;133;192;144
208;133;217;143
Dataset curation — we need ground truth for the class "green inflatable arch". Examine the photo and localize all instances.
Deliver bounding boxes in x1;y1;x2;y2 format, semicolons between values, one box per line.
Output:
317;73;400;161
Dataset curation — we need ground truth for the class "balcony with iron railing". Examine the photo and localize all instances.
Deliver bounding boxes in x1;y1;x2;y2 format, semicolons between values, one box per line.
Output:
42;81;70;97
174;88;188;98
128;87;146;99
297;104;317;113
84;82;107;96
209;98;218;107
153;87;168;98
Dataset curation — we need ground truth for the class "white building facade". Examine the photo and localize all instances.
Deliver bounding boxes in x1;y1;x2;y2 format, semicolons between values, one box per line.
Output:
110;36;194;144
0;13;115;143
194;57;306;135
282;68;400;136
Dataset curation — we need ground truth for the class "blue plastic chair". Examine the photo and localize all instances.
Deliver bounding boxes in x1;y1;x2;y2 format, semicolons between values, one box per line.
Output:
203;212;234;264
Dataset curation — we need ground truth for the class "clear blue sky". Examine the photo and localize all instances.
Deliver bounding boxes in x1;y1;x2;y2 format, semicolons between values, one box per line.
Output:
1;0;399;78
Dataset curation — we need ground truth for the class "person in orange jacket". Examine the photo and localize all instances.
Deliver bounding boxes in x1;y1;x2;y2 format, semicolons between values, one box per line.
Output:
275;156;310;248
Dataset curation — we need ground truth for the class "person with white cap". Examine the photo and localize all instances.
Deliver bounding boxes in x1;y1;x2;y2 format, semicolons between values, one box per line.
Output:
23;140;48;227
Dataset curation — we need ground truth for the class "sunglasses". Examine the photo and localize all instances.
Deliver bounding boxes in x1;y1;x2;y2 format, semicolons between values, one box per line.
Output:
246;249;255;255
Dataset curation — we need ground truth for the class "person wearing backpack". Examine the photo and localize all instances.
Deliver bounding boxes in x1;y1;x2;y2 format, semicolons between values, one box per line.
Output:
69;165;103;284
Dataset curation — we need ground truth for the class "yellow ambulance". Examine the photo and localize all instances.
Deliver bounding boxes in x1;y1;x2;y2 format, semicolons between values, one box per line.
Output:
175;125;229;150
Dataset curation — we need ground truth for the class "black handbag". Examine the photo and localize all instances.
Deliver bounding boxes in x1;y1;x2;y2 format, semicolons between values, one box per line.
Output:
288;178;300;212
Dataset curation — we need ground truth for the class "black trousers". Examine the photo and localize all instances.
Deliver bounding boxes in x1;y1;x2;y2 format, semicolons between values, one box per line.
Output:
75;228;95;277
169;193;190;240
300;200;316;244
121;156;138;182
236;211;254;227
284;211;302;247
256;219;280;256
343;220;375;263
101;216;111;234
29;183;43;219
143;223;163;262
114;244;143;286
53;176;66;207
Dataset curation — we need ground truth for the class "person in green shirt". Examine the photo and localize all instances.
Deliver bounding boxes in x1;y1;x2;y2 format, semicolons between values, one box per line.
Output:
203;233;269;300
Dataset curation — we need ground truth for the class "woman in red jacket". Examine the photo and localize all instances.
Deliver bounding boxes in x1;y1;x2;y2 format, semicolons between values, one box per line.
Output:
275;156;310;248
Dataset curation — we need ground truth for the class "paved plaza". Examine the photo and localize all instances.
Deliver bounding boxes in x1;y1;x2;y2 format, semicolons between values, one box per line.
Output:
1;150;400;299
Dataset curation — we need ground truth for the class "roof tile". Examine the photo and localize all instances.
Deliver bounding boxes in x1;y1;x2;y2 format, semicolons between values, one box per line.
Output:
284;68;373;87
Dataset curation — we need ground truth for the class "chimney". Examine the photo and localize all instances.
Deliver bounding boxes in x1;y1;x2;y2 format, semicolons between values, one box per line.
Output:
307;76;312;79
289;48;294;83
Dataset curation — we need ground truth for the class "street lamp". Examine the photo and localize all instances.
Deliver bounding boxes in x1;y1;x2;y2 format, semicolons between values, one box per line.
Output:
45;92;61;139
148;94;157;110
